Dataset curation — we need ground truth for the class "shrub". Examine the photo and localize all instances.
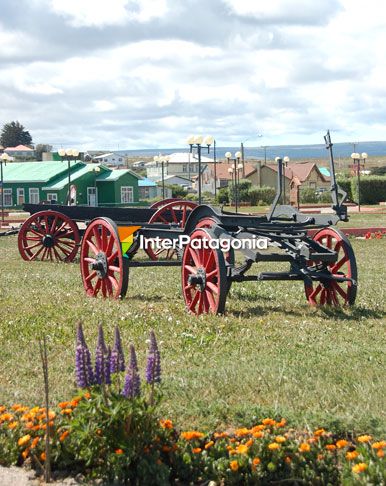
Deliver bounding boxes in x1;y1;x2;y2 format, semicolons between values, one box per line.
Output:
248;186;276;206
299;187;318;204
350;176;386;204
216;187;229;205
337;178;353;201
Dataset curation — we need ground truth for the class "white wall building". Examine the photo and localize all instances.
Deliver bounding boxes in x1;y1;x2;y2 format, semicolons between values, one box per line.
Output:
146;152;214;181
93;152;127;166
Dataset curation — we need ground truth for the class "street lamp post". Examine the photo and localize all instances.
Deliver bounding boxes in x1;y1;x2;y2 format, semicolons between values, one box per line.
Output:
154;154;170;199
58;148;79;205
260;146;268;164
240;134;262;177
351;152;367;212
187;135;214;204
282;156;290;204
93;166;101;206
0;153;11;226
225;151;242;212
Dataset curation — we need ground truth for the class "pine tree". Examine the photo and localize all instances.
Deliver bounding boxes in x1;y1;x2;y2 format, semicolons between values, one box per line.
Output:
0;121;33;147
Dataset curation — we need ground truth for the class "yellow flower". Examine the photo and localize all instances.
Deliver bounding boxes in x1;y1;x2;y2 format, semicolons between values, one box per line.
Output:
8;421;18;430
0;406;6;414
346;451;359;461
245;438;254;447
253;431;264;439
60;408;72;415
181;431;204;441
18;434;31;447
230;460;239;472
352;463;368;474
235;444;249;455
262;418;276;426
235;428;250;437
299;443;311;453
314;428;326;437
275;436;286;443
326;444;336;451
214;432;228;439
0;413;14;422
336;439;349;449
205;441;214;450
11;404;22;411
372;441;386;450
357;435;372;443
268;443;280;451
275;418;287;428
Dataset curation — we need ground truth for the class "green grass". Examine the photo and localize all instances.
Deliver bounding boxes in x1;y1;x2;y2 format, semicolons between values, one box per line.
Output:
0;235;385;436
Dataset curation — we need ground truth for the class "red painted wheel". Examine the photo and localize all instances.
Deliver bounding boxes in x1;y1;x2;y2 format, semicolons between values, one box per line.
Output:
146;200;198;260
196;217;234;266
150;198;182;210
80;218;128;299
18;210;80;262
305;227;357;306
182;228;228;315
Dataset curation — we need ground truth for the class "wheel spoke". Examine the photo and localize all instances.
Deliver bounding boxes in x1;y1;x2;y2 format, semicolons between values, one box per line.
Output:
86;238;99;255
206;269;217;280
85;271;97;282
205;289;216;311
206;281;219;294
332;281;348;301
205;251;215;272
188;247;200;267
331;255;348;273
94;279;102;296
184;265;197;275
92;226;102;251
309;284;322;301
108;250;118;264
109;265;121;273
23;242;43;251
108;275;119;290
189;290;200;312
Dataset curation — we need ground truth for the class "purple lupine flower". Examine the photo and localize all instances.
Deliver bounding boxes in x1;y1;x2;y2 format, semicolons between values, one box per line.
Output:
105;346;112;385
94;343;105;385
97;324;107;353
122;344;141;398
110;326;125;373
145;330;161;385
75;344;88;388
75;323;94;386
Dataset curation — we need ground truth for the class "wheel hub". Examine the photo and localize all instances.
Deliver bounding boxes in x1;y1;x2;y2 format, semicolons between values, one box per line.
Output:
42;234;55;248
91;252;108;278
188;267;206;292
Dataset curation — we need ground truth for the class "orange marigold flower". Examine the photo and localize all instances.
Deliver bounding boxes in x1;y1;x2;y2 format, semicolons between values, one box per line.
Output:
180;431;204;441
8;421;18;430
0;406;6;413
336;439;349;449
205;441;214;450
326;444;336;451
60;408;72;415
160;419;173;429
40;452;46;462
377;449;384;458
115;449;124;455
372;441;386;450
346;451;359;461
253;431;264;439
229;449;237;456
11;404;22;411
22;448;30;460
275;419;287;428
268;443;280;451
58;402;70;409
245;438;254;447
357;435;372;443
214;432;228;439
16;406;29;414
275;436;286;443
25;421;34;430
308;437;317;444
314;428;326;437
285;456;292;464
235;444;249;455
235;428;250;437
252;457;260;466
299;443;311;453
317;454;324;461
18;434;31;447
230;460;239;472
262;418;276;427
226;445;233;451
30;407;39;414
59;431;70;442
84;392;91;400
192;447;202;454
31;437;40;449
251;425;265;433
0;413;14;422
352;463;368;474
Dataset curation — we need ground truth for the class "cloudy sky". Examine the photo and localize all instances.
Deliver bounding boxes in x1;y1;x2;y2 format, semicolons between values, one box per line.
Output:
1;0;385;150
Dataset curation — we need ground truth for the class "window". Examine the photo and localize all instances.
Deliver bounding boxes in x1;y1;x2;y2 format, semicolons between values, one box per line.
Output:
3;188;12;206
47;193;58;202
182;164;188;172
121;186;133;203
29;188;40;204
17;188;25;205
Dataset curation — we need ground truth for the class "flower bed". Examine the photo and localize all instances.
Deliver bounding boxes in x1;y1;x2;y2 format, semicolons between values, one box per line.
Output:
0;325;384;484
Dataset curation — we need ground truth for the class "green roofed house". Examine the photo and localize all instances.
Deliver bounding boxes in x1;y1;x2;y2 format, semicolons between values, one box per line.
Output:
1;161;140;208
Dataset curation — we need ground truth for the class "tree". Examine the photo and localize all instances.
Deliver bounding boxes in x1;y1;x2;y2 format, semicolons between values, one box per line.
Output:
0;121;33;147
35;144;53;160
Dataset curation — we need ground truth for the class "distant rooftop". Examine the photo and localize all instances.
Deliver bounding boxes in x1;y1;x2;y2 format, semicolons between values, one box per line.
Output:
3;160;80;183
5;144;34;152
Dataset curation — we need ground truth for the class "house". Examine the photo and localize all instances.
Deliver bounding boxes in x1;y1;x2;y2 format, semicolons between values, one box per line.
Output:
158;174;193;189
146;152;213;181
197;161;261;194
138;177;172;200
92;152;127;167
1;161;140;207
4;145;35;159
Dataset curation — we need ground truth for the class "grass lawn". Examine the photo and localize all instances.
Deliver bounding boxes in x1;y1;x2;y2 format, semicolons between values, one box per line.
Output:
0;233;385;436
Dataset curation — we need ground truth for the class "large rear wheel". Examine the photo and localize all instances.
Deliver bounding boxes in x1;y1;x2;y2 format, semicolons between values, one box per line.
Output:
305;227;357;306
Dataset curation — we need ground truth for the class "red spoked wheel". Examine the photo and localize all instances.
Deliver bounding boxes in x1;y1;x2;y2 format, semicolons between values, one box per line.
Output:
146;200;198;260
80;218;128;299
181;228;228;315
305;227;357;306
196;217;235;265
18;210;80;262
150;198;182;210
